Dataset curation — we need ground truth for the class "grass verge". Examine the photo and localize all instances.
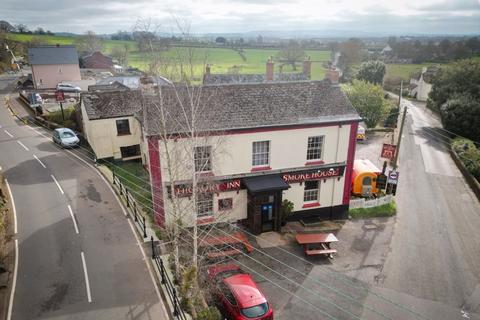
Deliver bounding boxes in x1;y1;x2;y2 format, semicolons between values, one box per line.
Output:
349;201;396;219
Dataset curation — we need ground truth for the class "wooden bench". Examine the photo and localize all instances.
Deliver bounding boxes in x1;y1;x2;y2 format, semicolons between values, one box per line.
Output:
305;248;337;258
207;248;242;259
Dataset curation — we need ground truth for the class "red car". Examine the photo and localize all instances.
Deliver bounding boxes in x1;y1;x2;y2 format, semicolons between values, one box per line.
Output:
207;264;273;320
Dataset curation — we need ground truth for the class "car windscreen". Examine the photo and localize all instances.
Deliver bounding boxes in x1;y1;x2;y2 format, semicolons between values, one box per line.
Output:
61;132;75;138
240;302;269;318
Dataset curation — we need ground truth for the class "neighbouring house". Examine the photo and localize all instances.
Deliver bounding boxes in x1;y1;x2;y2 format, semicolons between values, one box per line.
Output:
381;44;393;55
409;67;435;101
142;70;362;233
28;45;81;89
203;58;312;84
79;51;114;69
78;90;144;161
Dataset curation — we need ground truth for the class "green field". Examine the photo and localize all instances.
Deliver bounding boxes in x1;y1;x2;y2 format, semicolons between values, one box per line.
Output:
8;33;330;79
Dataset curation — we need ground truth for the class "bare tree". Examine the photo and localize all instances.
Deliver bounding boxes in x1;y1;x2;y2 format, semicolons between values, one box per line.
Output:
110;44;129;67
277;39;306;71
75;30;104;53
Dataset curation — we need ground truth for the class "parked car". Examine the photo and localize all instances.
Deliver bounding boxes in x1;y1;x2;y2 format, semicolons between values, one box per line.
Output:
207;264;273;320
56;83;82;93
356;125;366;141
52;128;80;148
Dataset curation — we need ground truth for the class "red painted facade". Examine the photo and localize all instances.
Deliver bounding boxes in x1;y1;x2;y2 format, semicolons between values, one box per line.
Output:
148;136;165;226
342;121;359;205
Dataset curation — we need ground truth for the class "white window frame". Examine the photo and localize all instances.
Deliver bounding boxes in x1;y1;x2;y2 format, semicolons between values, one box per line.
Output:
306;136;324;161
194;146;212;172
252;141;270;167
197;193;214;217
303;180;320;202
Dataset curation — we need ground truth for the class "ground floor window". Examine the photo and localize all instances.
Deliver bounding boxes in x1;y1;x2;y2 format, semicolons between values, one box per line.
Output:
120;144;141;158
197;193;214;217
303;180;320;202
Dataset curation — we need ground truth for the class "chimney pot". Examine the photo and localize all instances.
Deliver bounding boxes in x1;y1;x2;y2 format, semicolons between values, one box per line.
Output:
266;58;274;81
303;56;312;79
325;67;340;84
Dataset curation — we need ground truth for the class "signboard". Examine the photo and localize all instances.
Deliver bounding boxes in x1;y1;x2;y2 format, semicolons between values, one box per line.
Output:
55;90;65;102
387;170;399;185
173;179;241;197
381;144;397;160
282;166;345;183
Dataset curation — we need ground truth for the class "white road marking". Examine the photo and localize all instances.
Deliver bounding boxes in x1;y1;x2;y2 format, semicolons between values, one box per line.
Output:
127;219;166;316
33;155;46;168
4;129;13;138
5;179;17;234
80;252;92;303
7;239;18;320
17;141;29;151
24;123;167;315
50;175;64;195
67;205;79;234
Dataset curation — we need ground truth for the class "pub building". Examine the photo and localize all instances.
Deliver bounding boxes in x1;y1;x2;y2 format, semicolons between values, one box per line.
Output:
142;75;361;234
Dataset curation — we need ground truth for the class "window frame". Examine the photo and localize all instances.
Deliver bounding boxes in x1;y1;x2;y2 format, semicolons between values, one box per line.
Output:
120;144;141;158
196;192;214;217
303;180;320;202
306;135;325;161
252;140;270;167
116;119;131;136
194;146;212;172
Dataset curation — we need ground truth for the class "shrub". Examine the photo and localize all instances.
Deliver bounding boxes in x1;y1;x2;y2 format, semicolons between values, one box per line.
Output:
349;201;396;219
452;138;480;181
197;306;222;320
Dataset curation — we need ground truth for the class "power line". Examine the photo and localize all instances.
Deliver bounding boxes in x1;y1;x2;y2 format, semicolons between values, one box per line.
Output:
22;113;431;319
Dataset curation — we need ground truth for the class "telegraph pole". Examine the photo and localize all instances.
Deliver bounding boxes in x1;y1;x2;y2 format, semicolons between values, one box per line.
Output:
392;81;406;170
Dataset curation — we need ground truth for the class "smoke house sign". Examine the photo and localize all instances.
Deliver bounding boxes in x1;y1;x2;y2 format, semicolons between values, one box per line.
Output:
282;166;345;183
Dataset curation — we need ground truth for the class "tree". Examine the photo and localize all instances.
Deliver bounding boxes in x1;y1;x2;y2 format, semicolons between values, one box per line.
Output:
110;44;129;67
15;23;28;34
428;59;480;112
466;37;480;54
75;31;104;53
441;94;480;141
357;60;386;85
337;38;364;81
277;40;305;71
215;36;226;45
34;27;45;35
345;80;388;128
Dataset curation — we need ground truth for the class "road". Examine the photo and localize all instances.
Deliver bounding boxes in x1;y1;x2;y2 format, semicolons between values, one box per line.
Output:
363;98;480;320
0;74;168;319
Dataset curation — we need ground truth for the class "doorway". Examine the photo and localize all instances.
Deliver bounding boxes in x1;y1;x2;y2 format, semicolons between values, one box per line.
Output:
261;203;274;232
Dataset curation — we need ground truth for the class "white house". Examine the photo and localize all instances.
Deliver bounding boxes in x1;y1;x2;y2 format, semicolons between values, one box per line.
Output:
79;90;144;161
409;67;433;101
142;79;362;234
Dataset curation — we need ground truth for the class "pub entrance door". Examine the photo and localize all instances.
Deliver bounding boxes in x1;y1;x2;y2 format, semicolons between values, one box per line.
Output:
261;203;274;232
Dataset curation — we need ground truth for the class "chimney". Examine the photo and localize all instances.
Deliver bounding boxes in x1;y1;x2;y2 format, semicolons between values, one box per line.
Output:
303;56;312;79
266;57;274;81
325;68;340;84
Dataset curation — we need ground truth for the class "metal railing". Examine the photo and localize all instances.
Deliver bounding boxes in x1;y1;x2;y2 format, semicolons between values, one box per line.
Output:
151;237;187;320
112;170;148;238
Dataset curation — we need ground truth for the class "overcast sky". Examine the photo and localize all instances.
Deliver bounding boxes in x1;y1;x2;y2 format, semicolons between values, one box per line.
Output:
2;0;480;35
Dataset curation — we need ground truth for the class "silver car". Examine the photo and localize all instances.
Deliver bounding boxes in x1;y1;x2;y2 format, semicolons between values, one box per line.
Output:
56;83;82;93
53;128;80;148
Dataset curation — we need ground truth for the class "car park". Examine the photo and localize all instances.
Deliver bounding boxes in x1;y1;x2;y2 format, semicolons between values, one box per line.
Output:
207;264;273;320
52;128;80;148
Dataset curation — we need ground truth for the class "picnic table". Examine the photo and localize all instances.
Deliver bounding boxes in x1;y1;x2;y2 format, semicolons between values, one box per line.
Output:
295;233;338;258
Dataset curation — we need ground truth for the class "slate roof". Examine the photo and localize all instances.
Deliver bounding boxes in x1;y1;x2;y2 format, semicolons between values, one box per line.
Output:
81;91;142;120
203;72;308;84
88;81;131;92
97;76;140;89
28;45;79;65
142;80;361;136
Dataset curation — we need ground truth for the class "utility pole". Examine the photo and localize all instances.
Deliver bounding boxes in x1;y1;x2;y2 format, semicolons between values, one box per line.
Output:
397;80;403;106
392;103;407;170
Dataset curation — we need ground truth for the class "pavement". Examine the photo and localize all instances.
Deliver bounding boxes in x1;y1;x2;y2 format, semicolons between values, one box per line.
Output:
0;74;169;319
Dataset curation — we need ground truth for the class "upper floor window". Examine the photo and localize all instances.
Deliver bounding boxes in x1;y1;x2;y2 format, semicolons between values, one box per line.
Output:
306;136;324;160
116;119;130;135
194;146;212;172
197;193;213;217
303;180;320;202
252;141;270;166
